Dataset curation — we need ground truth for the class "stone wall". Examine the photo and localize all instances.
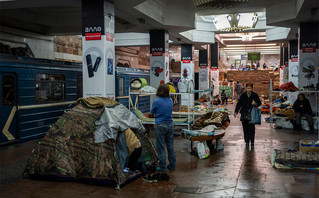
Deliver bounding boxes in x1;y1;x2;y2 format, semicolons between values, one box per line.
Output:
226;70;280;98
54;36;82;62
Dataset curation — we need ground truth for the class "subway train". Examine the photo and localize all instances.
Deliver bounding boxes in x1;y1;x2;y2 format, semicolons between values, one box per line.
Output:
0;54;150;145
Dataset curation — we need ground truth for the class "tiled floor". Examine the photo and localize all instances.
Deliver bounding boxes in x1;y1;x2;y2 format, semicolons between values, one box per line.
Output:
1;103;318;197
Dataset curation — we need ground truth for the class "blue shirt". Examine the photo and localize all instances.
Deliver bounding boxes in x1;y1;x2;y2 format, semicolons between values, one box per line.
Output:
151;97;173;124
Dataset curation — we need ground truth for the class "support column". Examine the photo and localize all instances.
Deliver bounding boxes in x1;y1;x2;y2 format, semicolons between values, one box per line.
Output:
289;40;299;86
199;50;209;98
210;42;219;96
181;44;194;106
149;30;169;88
82;0;115;99
288;40;299;103
280;46;289;98
298;22;319;111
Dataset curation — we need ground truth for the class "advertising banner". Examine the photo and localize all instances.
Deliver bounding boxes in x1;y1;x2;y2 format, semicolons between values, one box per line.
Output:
82;0;115;99
298;23;318;90
181;44;194;106
181;44;194;81
150;30;169;89
288;40;299;103
211;69;219;97
289;40;299;87
297;23;318;110
199;50;209;97
210;42;219;69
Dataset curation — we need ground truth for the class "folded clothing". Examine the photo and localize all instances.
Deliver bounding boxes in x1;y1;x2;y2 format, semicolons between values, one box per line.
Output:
181;129;215;137
133;109;188;123
274;108;295;119
77;97;119;108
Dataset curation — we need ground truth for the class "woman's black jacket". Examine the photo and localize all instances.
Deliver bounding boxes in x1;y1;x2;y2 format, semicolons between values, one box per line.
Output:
235;91;261;115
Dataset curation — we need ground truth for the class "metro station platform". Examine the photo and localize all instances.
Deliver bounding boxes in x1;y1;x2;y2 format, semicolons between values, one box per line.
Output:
1;103;318;198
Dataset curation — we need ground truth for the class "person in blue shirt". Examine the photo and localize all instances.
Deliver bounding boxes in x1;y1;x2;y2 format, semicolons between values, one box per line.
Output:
151;84;176;172
273;96;283;103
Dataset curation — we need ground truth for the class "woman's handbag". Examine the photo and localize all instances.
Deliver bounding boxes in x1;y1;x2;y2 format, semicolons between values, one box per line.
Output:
249;107;261;125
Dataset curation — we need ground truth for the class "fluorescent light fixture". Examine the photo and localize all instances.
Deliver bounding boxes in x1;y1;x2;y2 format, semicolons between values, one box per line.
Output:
213;15;231;30
238;13;258;28
226;43;277;47
224;47;280;50
211;12;259;32
252;37;266;40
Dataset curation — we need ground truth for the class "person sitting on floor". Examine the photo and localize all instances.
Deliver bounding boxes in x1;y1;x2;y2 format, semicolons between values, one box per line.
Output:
213;95;221;105
292;93;314;130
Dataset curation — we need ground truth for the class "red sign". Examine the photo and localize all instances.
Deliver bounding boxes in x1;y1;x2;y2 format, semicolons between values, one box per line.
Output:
85;33;101;40
211;68;218;71
106;33;113;42
291;58;298;62
302;47;316;53
152;52;163;56
199;65;207;68
182;60;191;63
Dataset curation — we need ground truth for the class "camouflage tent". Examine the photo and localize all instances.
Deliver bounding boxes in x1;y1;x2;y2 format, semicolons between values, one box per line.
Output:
24;98;158;187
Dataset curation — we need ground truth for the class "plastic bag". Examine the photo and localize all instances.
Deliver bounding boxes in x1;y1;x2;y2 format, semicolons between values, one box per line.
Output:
275;118;285;128
249;107;261;125
314;118;318;130
282;120;294;129
301;120;310;131
197;141;210;159
192;141;199;152
216;139;224;150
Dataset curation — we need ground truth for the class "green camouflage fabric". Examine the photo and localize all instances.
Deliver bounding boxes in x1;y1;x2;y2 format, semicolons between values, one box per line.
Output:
24;103;158;186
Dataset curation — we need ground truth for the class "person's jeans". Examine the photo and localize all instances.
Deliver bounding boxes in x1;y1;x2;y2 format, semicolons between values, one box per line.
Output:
155;121;176;169
242;120;255;144
295;112;313;127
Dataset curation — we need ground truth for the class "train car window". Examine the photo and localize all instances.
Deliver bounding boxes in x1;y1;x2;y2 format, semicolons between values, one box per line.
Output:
119;77;124;96
35;74;65;103
2;76;15;105
77;75;83;98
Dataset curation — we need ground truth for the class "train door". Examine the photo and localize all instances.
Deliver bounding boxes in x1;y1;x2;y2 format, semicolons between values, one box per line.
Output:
0;73;18;144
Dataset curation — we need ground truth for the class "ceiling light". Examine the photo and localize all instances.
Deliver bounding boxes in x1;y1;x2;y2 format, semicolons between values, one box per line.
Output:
226;43;277;47
212;12;259;32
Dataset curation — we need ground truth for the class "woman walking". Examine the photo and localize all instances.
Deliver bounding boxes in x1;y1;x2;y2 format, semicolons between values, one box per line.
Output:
234;82;261;148
151;84;176;171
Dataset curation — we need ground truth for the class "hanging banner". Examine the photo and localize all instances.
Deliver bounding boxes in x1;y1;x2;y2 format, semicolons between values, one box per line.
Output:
210;42;219;69
289;40;299;87
150;30;169;89
211;69;219;97
82;0;115;99
298;23;318;90
181;44;194;81
199;50;209;97
181;44;194;106
288;40;299;103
